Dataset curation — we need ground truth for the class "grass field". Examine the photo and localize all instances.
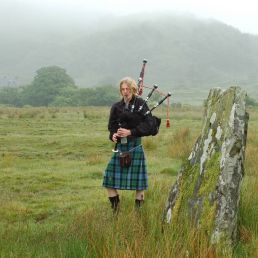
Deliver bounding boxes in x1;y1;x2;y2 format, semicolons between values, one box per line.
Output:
0;106;257;257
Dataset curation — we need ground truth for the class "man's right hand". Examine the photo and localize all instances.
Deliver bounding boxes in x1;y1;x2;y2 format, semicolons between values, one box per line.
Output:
112;133;119;142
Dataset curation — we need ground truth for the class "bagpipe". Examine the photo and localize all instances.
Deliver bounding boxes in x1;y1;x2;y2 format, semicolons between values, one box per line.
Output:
118;59;171;135
118;85;171;136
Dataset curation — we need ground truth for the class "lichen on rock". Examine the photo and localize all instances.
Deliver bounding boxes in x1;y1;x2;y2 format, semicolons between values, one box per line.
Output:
163;86;249;251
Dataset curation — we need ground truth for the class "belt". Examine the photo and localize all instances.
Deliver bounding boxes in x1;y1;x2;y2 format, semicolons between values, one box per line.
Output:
116;144;142;155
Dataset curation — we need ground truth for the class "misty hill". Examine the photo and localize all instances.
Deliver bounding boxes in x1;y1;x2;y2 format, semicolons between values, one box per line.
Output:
1;13;258;104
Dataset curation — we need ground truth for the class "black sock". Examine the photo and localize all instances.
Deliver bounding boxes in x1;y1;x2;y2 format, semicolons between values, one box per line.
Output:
109;195;120;211
135;199;144;208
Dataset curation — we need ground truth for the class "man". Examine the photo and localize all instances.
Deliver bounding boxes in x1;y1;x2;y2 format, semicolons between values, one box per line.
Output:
102;77;155;212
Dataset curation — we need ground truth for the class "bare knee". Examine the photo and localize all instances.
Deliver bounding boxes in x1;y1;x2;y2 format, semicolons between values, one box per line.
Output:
135;190;144;200
106;188;118;197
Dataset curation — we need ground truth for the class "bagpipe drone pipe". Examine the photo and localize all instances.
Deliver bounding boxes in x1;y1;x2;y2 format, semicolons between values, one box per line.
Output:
112;59;171;151
117;85;171;136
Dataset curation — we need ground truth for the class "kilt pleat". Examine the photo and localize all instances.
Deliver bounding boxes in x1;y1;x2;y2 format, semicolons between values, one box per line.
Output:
102;137;148;190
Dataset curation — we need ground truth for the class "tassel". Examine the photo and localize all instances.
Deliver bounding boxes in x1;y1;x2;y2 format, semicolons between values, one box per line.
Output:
166;119;170;128
166;97;170;128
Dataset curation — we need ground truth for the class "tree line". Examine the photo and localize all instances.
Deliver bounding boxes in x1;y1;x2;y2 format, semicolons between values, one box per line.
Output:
0;66;119;107
1;65;257;108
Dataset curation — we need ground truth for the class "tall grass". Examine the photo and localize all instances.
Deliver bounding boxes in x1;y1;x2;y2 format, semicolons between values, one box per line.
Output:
167;127;193;159
0;106;257;257
69;180;219;258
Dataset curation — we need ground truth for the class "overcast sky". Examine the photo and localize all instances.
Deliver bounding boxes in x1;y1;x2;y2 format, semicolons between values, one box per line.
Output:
1;0;258;35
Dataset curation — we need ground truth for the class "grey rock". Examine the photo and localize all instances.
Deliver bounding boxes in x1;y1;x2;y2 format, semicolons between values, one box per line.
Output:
163;86;249;250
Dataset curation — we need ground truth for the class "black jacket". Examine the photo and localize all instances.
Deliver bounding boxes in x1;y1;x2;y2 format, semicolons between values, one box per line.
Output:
108;95;155;141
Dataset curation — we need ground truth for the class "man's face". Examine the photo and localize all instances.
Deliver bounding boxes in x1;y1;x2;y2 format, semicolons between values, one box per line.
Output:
121;83;132;102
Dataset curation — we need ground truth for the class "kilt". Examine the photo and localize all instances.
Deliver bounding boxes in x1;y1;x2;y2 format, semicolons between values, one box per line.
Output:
102;137;148;190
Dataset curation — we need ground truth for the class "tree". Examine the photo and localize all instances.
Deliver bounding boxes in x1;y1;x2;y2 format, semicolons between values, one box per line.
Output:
51;87;78;106
246;95;258;107
23;66;76;106
74;86;119;106
0;87;23;106
87;85;119;106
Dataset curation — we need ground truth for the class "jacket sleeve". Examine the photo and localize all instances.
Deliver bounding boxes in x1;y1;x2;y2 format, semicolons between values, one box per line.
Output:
108;104;119;141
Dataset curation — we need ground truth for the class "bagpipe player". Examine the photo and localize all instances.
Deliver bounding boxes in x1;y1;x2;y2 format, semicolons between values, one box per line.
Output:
102;76;160;212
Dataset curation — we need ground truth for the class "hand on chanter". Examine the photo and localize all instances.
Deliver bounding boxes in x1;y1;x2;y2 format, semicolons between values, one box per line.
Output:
117;128;131;138
112;133;119;142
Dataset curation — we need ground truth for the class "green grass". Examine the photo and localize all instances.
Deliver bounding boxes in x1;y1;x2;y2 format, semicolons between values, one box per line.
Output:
0;106;257;257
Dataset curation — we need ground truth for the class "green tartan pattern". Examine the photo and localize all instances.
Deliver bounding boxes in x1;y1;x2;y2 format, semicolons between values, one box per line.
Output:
102;137;148;190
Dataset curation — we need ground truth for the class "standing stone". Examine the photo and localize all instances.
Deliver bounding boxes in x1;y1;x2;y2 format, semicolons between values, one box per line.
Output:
163;87;249;251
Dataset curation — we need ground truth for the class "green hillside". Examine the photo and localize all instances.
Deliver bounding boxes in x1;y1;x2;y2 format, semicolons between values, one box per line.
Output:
1;14;258;104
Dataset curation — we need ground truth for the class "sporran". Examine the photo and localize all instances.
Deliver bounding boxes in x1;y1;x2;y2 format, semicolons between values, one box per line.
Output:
119;152;132;168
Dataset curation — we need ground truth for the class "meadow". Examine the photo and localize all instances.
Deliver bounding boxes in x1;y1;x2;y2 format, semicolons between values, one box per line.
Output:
0;106;257;258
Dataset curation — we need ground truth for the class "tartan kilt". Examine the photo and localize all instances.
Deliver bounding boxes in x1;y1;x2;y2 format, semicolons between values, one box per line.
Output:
102;137;148;190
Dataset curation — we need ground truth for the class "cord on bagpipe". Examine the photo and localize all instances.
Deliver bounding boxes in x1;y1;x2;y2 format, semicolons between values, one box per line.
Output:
137;59;171;128
111;59;171;153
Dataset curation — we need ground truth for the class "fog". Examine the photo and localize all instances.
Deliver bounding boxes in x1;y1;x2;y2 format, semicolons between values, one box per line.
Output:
1;0;258;104
0;1;98;33
1;0;258;35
